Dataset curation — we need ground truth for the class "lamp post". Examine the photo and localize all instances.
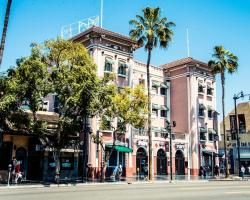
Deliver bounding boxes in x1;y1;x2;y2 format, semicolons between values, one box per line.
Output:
165;120;176;182
233;91;250;177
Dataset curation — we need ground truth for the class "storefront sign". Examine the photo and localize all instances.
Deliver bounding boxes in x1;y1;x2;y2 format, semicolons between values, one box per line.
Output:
175;143;185;151
137;140;147;147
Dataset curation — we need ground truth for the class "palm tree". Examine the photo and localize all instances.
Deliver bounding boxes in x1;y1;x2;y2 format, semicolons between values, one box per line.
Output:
208;45;238;178
0;0;12;67
129;7;175;180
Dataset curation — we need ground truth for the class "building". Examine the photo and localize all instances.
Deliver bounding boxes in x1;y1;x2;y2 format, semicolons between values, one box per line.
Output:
162;58;219;175
0;26;219;181
219;102;250;174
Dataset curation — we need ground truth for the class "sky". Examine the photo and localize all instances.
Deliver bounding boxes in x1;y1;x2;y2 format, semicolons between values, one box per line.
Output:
0;0;250;120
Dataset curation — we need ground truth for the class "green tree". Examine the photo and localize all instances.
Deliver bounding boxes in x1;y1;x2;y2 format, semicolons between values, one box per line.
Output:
92;84;148;181
208;45;238;178
129;7;175;180
44;38;101;182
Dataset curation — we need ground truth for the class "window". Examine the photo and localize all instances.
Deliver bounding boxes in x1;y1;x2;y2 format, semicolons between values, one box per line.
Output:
152;81;160;94
230;115;237;134
139;79;145;87
104;58;113;72
118;62;127;77
199;127;207;141
198;83;205;93
241;142;247;147
160;110;167;118
160;88;167;95
132;128;146;136
207;107;213;118
207;85;213;96
39;101;49;111
152;109;158;116
209;133;213;141
200;132;206;141
152;86;158;94
61;153;74;170
198;104;206;117
238;114;246;133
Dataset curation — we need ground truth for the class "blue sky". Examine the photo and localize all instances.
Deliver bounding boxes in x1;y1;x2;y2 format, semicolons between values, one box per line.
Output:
1;0;250;119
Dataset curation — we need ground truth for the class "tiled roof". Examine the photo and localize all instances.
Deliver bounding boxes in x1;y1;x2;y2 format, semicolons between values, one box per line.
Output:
161;57;208;69
72;26;136;44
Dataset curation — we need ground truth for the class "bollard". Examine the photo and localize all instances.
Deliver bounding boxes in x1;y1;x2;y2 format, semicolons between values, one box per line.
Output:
7;164;12;187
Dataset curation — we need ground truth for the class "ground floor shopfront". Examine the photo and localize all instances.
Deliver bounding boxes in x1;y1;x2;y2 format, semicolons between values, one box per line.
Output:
0;133;80;182
228;147;250;175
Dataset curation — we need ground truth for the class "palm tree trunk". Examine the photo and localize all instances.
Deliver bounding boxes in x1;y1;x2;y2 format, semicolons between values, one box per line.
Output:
0;0;12;67
146;49;153;180
221;71;229;178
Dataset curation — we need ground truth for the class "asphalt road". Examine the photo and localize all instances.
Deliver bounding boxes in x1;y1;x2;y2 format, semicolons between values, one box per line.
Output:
0;181;250;200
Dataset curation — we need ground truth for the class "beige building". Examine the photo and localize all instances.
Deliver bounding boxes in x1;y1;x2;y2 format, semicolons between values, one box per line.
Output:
219;102;250;174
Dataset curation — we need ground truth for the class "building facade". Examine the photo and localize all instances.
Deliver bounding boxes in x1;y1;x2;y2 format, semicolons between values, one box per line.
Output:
0;26;219;181
162;58;219;175
219;102;250;174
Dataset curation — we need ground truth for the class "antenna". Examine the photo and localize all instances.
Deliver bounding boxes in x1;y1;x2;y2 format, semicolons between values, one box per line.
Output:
186;27;190;57
100;0;103;28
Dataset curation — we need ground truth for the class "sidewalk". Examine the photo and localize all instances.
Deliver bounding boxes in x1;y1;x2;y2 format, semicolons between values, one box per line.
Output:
0;174;248;189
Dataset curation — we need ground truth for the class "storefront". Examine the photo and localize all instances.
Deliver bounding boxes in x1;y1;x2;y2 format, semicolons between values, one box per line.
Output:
105;144;132;177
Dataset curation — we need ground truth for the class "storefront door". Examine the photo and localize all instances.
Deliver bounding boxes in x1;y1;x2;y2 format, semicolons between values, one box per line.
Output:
175;150;185;175
157;149;167;175
136;147;147;176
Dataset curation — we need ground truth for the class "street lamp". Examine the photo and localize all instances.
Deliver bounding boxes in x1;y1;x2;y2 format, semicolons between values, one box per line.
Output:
165;120;176;182
233;91;250;177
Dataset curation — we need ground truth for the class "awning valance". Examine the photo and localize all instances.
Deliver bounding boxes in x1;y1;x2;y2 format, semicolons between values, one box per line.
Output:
152;103;161;110
208;128;216;134
207;85;214;90
118;62;128;68
198;83;205;88
199;127;207;133
106;144;133;153
207;105;213;111
152;81;160;87
105;58;114;65
152;127;161;132
199;103;206;110
161;128;167;133
160;83;168;89
160;105;169;111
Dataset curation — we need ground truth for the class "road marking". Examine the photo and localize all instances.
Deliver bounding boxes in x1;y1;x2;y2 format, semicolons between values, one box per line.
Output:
226;191;250;194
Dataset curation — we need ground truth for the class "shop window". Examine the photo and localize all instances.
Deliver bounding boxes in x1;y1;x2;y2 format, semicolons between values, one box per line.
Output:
107;150;117;167
61;153;74;170
241;142;247;147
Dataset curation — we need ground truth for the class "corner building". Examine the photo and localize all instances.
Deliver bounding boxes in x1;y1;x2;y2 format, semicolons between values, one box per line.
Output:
72;27;218;178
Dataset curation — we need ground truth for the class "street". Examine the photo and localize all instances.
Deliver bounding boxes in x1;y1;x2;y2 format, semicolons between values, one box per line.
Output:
0;181;250;200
